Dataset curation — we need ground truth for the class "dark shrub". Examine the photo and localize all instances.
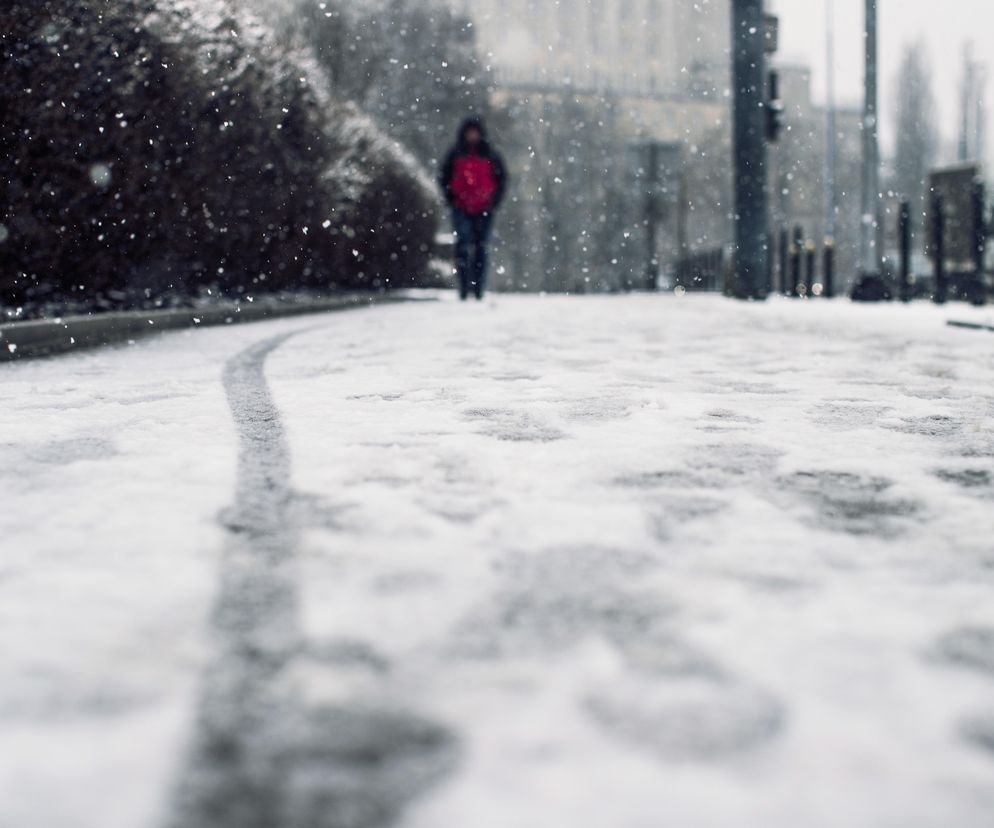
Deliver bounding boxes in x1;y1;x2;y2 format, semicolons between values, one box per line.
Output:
0;0;440;311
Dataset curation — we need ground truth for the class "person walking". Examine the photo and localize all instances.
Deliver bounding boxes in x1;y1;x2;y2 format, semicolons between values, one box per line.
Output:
439;117;507;301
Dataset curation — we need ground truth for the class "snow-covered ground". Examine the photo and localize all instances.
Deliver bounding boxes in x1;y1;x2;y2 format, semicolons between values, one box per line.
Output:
2;294;994;828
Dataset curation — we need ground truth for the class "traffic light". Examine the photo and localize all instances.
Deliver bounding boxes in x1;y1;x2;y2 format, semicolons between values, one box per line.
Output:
767;69;785;143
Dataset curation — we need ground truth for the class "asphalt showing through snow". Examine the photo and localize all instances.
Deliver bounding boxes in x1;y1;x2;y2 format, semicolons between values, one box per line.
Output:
169;332;302;827
170;330;455;828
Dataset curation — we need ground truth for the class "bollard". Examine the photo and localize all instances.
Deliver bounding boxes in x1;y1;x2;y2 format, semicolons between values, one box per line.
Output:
804;240;817;297
644;142;661;292
765;226;775;295
932;194;947;304
899;200;912;302
823;238;835;298
779;227;790;295
790;225;803;297
971;179;988;306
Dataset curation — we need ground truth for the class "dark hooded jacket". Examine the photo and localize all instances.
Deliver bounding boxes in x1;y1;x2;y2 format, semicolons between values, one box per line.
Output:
439;118;508;215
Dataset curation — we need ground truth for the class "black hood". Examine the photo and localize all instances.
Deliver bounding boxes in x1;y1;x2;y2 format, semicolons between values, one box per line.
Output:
458;117;488;148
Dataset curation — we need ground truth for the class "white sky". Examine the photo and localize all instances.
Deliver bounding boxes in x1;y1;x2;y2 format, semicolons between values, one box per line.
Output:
770;0;992;164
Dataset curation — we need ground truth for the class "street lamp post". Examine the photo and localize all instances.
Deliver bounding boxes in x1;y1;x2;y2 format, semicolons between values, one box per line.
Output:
645;142;661;291
825;0;837;246
859;0;883;280
731;0;770;300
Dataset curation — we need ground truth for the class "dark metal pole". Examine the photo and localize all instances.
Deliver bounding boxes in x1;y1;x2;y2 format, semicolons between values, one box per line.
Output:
971;179;987;305
677;171;689;279
779;226;789;295
645;143;660;291
805;241;817;297
766;225;775;295
825;0;838;244
973;179;987;276
732;0;770;300
823;239;835;298
791;225;803;297
899;200;912;302
859;0;881;277
933;194;947;304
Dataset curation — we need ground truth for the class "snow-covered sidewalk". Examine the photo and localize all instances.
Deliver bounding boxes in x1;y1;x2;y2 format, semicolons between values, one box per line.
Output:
2;295;994;827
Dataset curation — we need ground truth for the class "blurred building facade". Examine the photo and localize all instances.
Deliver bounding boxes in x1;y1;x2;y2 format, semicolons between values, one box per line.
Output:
443;0;736;292
451;0;729;101
444;0;862;294
769;64;864;292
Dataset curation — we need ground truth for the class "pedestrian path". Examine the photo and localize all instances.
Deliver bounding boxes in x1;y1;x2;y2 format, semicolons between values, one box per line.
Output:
2;295;994;827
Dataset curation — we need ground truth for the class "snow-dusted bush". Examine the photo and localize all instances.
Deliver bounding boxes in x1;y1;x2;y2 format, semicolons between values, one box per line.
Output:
0;0;440;310
323;103;441;290
294;0;493;171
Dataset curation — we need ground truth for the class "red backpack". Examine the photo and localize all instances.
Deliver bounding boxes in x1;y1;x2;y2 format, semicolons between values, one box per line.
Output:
450;154;498;215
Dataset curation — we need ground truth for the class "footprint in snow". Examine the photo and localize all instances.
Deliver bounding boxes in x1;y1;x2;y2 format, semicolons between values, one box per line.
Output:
462;406;566;442
586;677;785;762
932;468;993;494
935;627;994;677
961;716;994;759
777;470;922;538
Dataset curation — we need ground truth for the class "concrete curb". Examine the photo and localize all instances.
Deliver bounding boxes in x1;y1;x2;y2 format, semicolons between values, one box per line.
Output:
947;320;994;333
0;292;432;362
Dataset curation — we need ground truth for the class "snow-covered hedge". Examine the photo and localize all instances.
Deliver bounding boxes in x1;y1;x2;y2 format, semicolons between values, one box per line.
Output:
0;0;440;311
293;0;492;172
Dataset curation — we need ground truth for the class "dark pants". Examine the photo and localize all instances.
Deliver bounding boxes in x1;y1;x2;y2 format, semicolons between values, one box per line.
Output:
453;210;493;300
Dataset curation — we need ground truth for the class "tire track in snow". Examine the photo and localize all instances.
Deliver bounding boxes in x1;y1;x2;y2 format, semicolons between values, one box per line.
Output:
167;330;455;828
168;332;303;828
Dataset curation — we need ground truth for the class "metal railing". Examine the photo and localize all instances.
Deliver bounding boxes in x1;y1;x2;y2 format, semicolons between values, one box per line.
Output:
675;248;725;292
